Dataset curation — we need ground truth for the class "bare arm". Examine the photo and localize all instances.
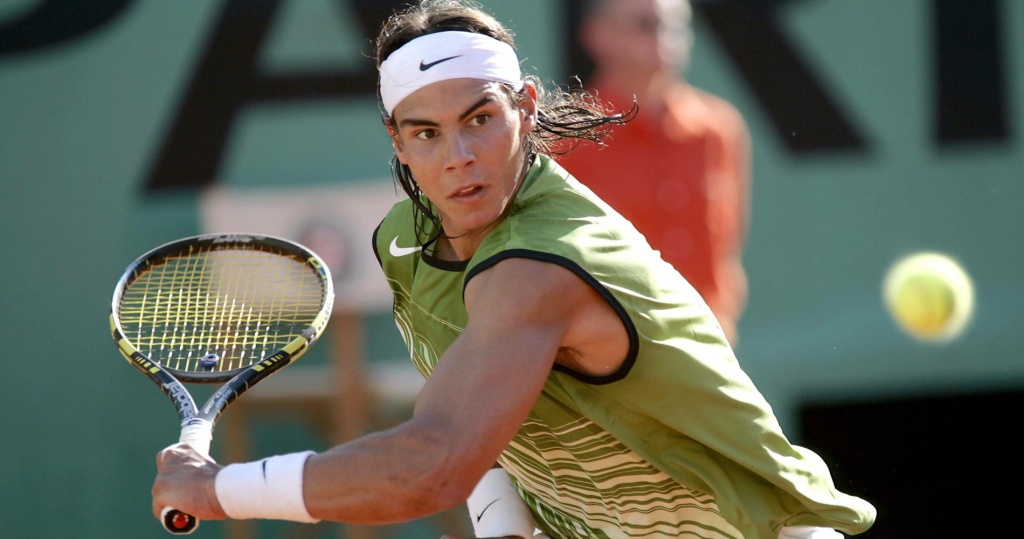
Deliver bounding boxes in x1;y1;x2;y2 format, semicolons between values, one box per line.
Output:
152;257;621;525
154;257;579;523
300;257;598;523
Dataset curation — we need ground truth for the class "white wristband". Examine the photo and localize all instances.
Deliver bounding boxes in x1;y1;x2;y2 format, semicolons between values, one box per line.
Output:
467;468;536;539
215;451;320;523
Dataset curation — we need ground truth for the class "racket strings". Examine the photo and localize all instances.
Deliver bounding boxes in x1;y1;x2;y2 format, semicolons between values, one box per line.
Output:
118;245;327;373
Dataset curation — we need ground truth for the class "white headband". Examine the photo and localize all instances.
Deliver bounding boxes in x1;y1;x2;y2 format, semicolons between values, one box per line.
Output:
379;31;524;116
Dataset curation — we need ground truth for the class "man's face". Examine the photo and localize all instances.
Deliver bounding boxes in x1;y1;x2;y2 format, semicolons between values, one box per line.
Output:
586;0;691;73
389;78;536;244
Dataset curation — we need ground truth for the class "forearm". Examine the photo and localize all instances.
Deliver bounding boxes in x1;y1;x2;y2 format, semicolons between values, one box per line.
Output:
302;419;473;524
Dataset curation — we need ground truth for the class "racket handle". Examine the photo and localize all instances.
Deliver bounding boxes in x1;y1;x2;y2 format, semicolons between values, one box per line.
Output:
161;419;214;534
178;419;213;457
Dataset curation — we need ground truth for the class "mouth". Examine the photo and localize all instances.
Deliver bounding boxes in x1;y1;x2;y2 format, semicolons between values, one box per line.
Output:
449;184;485;200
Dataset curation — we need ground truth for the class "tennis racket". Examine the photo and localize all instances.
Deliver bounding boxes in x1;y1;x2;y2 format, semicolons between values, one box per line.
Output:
109;233;334;534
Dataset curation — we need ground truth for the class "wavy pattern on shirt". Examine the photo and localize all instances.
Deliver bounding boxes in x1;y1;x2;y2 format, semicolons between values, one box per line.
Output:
388;276;452;377
499;415;742;539
389;268;739;538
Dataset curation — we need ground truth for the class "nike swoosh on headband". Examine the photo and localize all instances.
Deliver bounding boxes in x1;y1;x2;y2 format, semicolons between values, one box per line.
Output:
389;236;422;257
419;55;461;71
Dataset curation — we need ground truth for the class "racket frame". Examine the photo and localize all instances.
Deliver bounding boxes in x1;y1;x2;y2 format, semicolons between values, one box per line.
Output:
109;233;335;533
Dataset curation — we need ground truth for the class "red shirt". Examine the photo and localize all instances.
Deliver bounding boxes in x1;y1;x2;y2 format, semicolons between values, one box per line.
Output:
557;83;750;342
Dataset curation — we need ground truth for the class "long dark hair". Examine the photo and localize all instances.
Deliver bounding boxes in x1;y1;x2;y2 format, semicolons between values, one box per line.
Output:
374;0;635;242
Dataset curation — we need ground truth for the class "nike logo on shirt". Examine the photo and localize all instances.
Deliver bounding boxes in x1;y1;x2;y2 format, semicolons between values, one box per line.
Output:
419;55;461;71
389;236;422;257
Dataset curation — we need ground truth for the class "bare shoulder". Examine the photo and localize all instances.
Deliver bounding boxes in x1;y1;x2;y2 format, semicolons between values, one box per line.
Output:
465;257;594;320
466;256;630;378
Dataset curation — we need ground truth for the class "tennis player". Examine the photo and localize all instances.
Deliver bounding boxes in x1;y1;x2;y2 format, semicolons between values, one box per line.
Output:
153;1;876;537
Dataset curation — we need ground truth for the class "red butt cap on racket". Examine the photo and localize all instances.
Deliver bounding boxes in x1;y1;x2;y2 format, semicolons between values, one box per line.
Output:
162;508;198;534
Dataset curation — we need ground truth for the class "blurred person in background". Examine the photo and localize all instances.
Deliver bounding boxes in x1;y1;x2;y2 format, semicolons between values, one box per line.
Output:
558;0;751;345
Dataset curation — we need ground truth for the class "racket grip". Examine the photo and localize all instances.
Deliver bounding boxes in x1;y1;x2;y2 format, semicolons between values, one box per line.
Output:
161;419;214;534
179;418;213;457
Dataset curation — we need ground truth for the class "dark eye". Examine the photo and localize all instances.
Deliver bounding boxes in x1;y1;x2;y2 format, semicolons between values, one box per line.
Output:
415;129;437;141
470;114;490;126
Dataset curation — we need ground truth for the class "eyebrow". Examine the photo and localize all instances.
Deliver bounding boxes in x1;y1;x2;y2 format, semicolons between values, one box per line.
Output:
397;95;498;128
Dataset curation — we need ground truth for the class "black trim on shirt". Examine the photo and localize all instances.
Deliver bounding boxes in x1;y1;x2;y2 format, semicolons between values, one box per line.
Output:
465;249;639;385
371;221;384;269
419;234;469;271
422;249;469;272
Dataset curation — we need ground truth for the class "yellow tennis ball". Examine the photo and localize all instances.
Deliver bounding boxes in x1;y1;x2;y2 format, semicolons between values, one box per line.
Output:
882;252;975;342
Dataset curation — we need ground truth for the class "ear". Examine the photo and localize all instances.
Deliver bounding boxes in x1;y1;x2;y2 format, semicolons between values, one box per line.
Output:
519;82;539;134
387;124;408;165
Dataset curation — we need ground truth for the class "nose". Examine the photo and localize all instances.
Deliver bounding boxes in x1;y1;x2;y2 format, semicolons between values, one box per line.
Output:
443;131;475;170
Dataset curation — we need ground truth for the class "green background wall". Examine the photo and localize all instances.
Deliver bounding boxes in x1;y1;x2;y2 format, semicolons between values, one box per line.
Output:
1;1;1021;537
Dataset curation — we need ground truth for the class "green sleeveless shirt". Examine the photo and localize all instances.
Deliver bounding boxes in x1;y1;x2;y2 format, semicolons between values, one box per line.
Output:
373;155;875;539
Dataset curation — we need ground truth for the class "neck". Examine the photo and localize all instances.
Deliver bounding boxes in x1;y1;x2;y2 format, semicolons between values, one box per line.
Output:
437;151;533;261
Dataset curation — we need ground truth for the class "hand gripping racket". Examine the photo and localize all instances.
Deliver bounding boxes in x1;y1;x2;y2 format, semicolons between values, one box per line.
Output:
109;233;334;534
